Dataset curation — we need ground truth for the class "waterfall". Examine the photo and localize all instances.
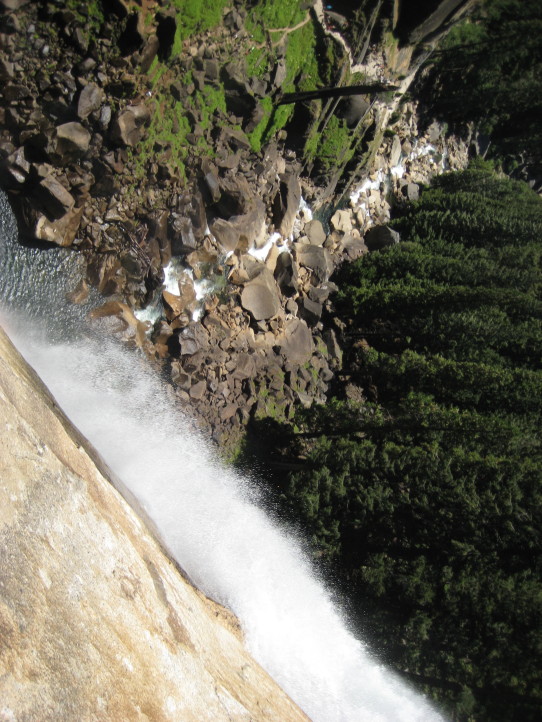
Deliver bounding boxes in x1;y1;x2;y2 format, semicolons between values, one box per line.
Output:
0;191;443;722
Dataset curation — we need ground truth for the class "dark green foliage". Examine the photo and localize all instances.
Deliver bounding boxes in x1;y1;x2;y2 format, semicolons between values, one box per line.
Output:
418;0;542;174
266;169;542;720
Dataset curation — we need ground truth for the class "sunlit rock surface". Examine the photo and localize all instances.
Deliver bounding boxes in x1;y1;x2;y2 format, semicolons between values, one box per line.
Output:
0;326;308;722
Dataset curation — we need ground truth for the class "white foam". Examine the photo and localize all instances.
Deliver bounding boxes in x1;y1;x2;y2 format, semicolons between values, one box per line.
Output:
0;191;443;722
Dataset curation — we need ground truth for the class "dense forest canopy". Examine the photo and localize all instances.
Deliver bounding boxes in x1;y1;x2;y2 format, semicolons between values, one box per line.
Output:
418;0;542;181
252;168;542;721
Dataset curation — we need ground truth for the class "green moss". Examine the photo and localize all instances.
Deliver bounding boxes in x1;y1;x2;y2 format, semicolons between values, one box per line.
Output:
308;114;355;172
248;96;274;152
246;47;268;78
65;0;104;34
283;20;320;92
246;0;305;35
170;0;229;56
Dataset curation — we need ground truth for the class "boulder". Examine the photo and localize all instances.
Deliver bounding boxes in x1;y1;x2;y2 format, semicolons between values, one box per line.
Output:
210;202;266;254
189;379;206;399
389;134;402;167
272;173;301;238
209;217;241;253
0;0;31;9
0;57;14;80
89;301;152;352
297;297;322;327
342;233;369;260
111;103;150;147
401;182;420;202
365;225;400;251
276;319;313;363
330;209;352;234
274;251;298;297
0;327;308;722
240;268;281;321
323;328;343;368
33;175;75;220
426;119;445;144
232;352;257;380
34;205;83;247
3;83;31;101
218;127;252;152
170;214;199;255
4;145;30;185
295;245;333;284
304;219;326;246
139;34;160;73
77;83;104;120
55;122;91;159
162;274;196;323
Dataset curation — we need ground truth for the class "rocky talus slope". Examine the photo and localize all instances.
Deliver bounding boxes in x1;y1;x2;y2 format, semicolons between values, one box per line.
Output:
0;0;469;448
0;325;308;721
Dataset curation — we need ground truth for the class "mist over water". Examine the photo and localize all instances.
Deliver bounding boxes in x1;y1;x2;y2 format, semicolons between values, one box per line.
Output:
0;192;442;721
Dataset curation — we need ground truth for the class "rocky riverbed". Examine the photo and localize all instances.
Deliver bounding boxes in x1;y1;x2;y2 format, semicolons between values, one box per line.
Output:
0;0;469;448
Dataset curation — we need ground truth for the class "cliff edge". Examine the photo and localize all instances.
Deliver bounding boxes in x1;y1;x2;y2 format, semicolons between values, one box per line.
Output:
0;325;308;721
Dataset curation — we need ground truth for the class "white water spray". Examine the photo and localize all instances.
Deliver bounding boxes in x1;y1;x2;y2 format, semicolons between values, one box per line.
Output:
0;193;443;721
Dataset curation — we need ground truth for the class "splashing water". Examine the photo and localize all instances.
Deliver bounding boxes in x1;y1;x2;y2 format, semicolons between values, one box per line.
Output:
0;192;443;722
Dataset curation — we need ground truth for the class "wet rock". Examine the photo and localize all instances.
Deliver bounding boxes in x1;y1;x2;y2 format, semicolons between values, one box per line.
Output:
162;274;196;324
66;278;89;305
365;225;400;251
0;326;309;722
240;268;281;321
89;301;152;351
169;214;199;255
147;209;171;266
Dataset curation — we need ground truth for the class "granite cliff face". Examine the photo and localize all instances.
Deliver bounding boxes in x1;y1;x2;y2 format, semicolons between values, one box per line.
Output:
0;325;308;721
